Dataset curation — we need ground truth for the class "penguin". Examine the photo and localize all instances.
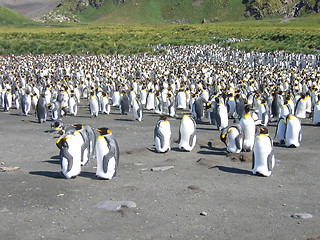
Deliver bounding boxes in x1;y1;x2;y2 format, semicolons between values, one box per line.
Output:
95;128;120;180
192;96;205;122
271;91;282;121
36;94;48;123
154;91;163;114
3;89;12;112
252;127;275;177
275;117;286;145
146;90;155;110
47;101;60;121
154;116;171;153
239;105;256;152
295;93;307;119
220;123;243;153
112;90;121;107
166;93;176;117
120;91;130;115
313;97;320;125
132;98;143;121
89;91;99;117
178;115;196;152
216;99;229;130
207;101;217;125
72;123;96;160
20;92;31;116
100;92;110;114
285;114;302;148
68;93;78;116
176;89;187;109
72;124;90;166
56;134;81;179
226;93;236;118
51;120;64;132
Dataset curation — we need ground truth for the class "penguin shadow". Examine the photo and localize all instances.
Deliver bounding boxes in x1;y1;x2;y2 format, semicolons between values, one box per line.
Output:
9;113;22;116
114;118;134;122
79;171;99;179
197;142;227;156
42;155;60;165
29;171;63;179
210;165;253;175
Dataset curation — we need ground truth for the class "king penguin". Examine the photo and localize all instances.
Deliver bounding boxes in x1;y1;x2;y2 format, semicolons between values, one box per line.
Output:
120;91;130;115
313;96;320;125
56;134;82;179
71;124;90;166
132;98;143;121
89;91;99;117
252;127;275;177
36;94;48;123
275;117;286;145
240;105;256;152
220;123;243;153
178;115;196;151
154;116;171;153
285;114;302;148
95;128;120;180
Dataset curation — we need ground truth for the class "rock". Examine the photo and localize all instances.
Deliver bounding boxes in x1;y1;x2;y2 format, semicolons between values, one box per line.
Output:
291;213;313;219
151;166;174;172
200;211;208;216
93;201;136;211
0;167;20;172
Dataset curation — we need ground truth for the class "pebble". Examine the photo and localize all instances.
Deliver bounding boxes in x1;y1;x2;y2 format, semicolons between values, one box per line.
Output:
93;201;137;211
291;213;313;219
200;211;208;216
151;166;174;172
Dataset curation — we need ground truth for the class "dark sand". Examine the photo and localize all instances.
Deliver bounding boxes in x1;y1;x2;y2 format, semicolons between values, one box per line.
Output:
0;103;319;240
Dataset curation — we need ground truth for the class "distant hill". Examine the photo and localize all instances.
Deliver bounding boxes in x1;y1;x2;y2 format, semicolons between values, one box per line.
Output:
0;0;319;24
0;0;61;19
0;6;33;25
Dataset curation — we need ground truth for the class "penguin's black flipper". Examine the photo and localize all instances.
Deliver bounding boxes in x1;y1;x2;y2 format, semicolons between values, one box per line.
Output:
235;132;243;151
61;148;74;172
267;148;274;171
189;131;196;148
252;152;255;170
102;148;115;174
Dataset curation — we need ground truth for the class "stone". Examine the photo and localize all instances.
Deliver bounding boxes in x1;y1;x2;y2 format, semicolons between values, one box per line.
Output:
0;167;20;172
151;166;174;172
200;211;208;216
291;213;313;219
93;201;136;211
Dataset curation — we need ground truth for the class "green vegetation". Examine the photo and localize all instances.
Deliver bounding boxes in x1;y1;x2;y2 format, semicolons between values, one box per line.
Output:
0;7;33;26
0;5;319;56
72;0;247;24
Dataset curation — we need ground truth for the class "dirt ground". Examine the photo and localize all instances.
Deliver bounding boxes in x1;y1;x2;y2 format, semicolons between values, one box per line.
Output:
0;102;319;240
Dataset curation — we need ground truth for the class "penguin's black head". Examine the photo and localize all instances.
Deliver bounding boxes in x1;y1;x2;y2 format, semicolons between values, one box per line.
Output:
244;104;253;113
96;128;112;135
259;127;269;135
72;124;83;130
56;137;68;150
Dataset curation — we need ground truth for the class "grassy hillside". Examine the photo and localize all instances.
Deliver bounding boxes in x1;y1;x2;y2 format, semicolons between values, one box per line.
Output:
0;6;33;25
74;0;247;24
0;14;319;55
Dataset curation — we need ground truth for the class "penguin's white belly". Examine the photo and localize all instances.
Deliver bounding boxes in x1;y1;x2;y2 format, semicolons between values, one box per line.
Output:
155;127;171;153
252;137;274;177
226;130;241;153
61;144;81;179
96;139;115;179
179;127;196;151
285;121;301;147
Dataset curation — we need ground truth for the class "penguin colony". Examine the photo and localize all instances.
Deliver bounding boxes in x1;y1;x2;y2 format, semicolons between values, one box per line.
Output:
0;44;319;178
